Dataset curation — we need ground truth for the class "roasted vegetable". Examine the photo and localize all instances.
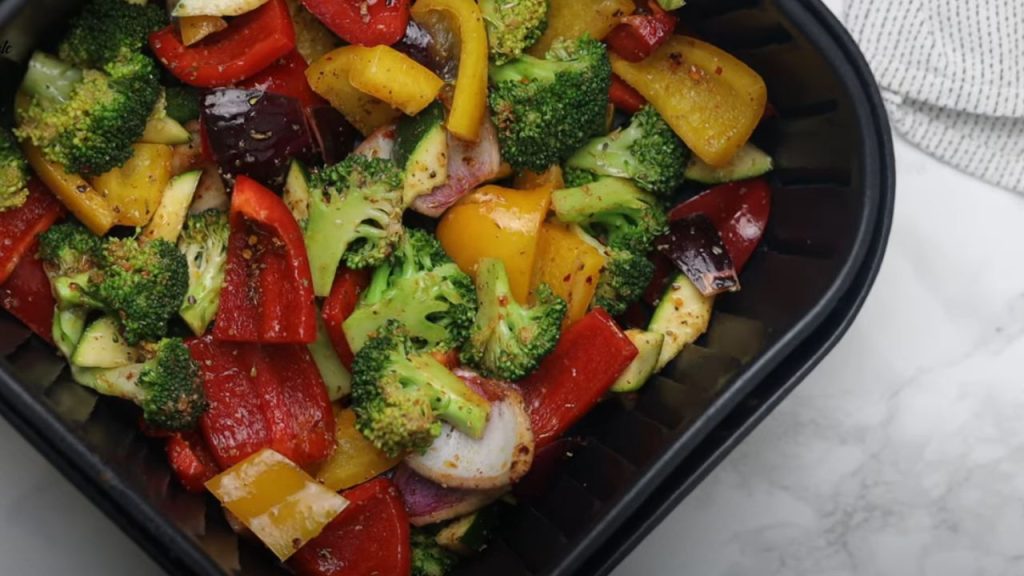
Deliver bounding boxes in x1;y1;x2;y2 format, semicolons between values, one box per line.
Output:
177;209;229;336
0;128;29;211
480;0;549;64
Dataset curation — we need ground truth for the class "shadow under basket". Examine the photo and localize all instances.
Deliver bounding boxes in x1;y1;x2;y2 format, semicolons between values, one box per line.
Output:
0;0;895;574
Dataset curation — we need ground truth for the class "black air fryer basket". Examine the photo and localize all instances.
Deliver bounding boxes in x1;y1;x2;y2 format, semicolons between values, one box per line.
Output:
0;0;894;574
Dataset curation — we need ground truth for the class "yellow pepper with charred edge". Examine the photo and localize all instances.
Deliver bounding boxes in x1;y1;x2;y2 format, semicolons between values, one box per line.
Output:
306;47;403;136
531;221;607;326
206;449;349;561
22;141;115;235
347;46;444;116
89;143;172;227
411;0;488;141
316;408;401;492
437;184;551;304
611;36;767;167
530;0;634;56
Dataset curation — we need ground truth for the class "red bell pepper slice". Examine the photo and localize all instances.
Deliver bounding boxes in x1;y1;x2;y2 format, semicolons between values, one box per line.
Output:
321;268;370;370
187;336;272;468
301;0;411;46
149;0;296;87
290;477;411;576
214;175;316;344
667;178;772;272
166;431;221;493
239;50;326;109
604;0;678;63
519;309;638;448
0;245;56;344
0;180;64;285
610;74;647;113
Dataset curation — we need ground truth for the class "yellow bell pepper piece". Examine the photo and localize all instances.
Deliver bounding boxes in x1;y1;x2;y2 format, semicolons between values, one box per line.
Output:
347;46;444;116
206;449;348;561
307;47;403;136
316;408;401;492
436;184;551;304
530;0;634;56
179;15;228;46
611;36;767;167
89;143;172;227
531;221;607;325
22;141;115;235
411;0;488;141
514;165;565;190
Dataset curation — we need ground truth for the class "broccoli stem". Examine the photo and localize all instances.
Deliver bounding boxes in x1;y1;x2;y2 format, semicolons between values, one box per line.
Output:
22;52;83;106
51;272;101;309
395;354;490;439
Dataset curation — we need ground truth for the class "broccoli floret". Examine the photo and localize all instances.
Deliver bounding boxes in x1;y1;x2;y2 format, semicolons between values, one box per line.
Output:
58;0;166;69
0;128;30;211
178;210;229;336
550;176;667;253
460;258;565;381
305;155;405;296
75;337;207;431
412;529;459;576
562;166;599;188
489;36;611;171
592;244;654;316
164;85;201;124
480;0;549;65
565;105;689;196
39;222;189;345
352;320;491;457
16;51;160;176
343;229;477;354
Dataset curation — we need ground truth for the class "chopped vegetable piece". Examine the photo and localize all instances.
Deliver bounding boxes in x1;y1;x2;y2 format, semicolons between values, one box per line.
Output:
149;0;296;87
666;178;771;272
0;128;30;211
176;209;229;336
305;46;403;136
0;245;57;344
142;170;202;243
611;36;767;167
609;329;664;392
411;118;503;217
21;141;114;235
316;408;401;492
58;0;166;69
609;73;647;112
411;0;489;141
412;529;459;576
0;180;63;285
306;106;361;166
179;15;229;46
519;308;637;447
174;0;270;17
301;0;410;46
347;46;444;116
392;464;504;526
655;214;739;296
88;143;172;227
321;267;371;370
603;0;677;63
239;49;326;109
529;0;633;56
480;0;549;65
683;141;774;184
166;431;220;493
289;478;410;576
436;184;551;304
308;315;352;401
214;176;317;344
206;448;349;562
530;221;607;325
647;273;712;371
351;320;491;457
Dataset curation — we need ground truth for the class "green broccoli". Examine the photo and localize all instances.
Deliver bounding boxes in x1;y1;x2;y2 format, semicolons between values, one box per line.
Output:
460;258;566;381
412;529;459;576
565;105;689;196
178;210;229;336
480;0;549;65
304;155;406;296
38;222;189;345
489;36;611;171
562;166;599;188
16;50;160;176
343;229;477;354
74;336;207;431
0;127;30;211
352;320;491;457
550;176;667;253
164;85;201;124
591;241;654;316
58;0;166;70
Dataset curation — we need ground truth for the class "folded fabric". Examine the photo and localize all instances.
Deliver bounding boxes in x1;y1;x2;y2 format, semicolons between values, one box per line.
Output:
844;0;1024;192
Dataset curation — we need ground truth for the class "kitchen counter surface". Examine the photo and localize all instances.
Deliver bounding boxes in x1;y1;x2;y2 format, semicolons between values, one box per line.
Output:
3;1;1024;574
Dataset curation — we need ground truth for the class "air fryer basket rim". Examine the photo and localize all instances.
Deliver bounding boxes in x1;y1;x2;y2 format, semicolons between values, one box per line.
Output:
0;0;895;575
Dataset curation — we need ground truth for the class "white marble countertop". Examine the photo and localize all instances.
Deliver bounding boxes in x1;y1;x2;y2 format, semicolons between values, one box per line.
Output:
4;1;1024;574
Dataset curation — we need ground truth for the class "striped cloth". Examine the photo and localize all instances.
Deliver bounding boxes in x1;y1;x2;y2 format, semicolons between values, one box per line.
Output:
844;0;1024;192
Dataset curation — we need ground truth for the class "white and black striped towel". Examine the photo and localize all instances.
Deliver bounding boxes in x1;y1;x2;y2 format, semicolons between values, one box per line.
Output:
844;0;1024;192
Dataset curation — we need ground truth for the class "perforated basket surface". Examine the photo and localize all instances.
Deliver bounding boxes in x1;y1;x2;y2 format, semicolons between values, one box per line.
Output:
0;0;894;574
